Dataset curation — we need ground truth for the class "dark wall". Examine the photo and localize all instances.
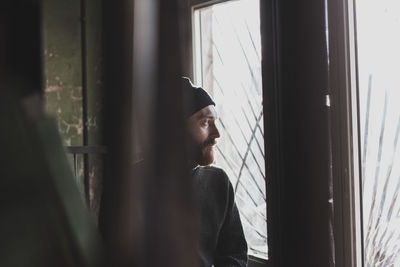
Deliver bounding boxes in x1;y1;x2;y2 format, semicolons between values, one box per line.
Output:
0;0;42;97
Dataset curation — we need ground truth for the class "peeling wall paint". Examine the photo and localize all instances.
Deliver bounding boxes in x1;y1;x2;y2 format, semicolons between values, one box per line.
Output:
42;0;83;146
42;0;104;214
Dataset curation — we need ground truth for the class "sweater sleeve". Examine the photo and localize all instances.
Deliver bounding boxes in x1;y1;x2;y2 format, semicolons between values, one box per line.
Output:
214;171;248;267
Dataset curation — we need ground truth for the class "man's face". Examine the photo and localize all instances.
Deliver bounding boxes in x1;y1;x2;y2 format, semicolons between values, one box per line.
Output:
187;105;221;166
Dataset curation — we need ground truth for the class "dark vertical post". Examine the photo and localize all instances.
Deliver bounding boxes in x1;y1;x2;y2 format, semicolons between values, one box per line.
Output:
99;0;135;265
275;0;333;266
80;0;90;205
84;0;105;214
260;0;282;266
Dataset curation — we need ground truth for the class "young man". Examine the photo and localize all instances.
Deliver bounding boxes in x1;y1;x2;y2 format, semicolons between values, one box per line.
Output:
183;77;248;267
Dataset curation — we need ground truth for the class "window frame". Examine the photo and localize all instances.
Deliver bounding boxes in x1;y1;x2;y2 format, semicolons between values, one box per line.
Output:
183;0;279;266
327;0;364;266
185;0;367;266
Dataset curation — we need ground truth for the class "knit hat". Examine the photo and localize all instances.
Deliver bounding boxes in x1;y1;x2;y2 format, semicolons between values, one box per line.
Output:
182;77;215;118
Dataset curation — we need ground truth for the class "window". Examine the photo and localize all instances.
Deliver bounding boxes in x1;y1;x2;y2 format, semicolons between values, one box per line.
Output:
355;1;400;266
192;0;267;260
329;0;400;265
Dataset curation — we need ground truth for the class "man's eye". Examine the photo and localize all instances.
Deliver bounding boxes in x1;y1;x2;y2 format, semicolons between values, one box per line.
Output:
201;120;209;126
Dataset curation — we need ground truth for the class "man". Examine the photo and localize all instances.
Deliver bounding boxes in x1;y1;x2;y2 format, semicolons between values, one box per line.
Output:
99;78;247;266
183;77;248;267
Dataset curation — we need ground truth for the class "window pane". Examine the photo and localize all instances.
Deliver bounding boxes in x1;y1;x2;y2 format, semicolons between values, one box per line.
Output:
355;1;400;266
193;0;267;259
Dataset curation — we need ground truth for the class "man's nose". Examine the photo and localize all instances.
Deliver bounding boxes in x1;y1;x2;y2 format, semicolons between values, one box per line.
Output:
212;124;221;139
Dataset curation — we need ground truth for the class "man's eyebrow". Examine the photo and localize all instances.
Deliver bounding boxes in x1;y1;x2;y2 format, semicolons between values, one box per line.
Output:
199;114;218;119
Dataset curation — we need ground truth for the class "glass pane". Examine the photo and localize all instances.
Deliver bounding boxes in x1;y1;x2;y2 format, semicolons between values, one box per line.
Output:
355;1;400;266
193;0;267;259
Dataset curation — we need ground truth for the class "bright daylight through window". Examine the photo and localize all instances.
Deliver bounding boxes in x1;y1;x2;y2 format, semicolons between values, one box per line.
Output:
355;0;400;266
193;0;267;259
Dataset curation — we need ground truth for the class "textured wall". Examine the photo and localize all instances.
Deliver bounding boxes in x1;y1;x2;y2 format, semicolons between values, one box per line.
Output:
43;0;83;146
42;0;104;214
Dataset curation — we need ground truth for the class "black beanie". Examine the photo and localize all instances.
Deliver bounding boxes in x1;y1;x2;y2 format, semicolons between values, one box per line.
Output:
182;77;215;118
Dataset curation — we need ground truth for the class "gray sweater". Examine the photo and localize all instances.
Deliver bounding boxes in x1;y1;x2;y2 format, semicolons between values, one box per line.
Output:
193;166;248;267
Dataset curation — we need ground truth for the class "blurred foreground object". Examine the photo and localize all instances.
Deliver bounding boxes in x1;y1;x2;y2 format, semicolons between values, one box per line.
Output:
0;1;102;266
99;0;199;266
0;92;102;267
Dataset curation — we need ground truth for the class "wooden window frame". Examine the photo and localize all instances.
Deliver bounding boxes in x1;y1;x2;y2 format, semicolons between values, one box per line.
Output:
327;0;364;266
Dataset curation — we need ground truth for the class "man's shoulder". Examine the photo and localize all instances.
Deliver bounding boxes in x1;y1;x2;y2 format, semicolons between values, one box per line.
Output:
194;165;228;177
193;165;231;188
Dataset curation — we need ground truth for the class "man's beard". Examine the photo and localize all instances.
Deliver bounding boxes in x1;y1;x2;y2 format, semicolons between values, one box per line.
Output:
196;139;216;166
